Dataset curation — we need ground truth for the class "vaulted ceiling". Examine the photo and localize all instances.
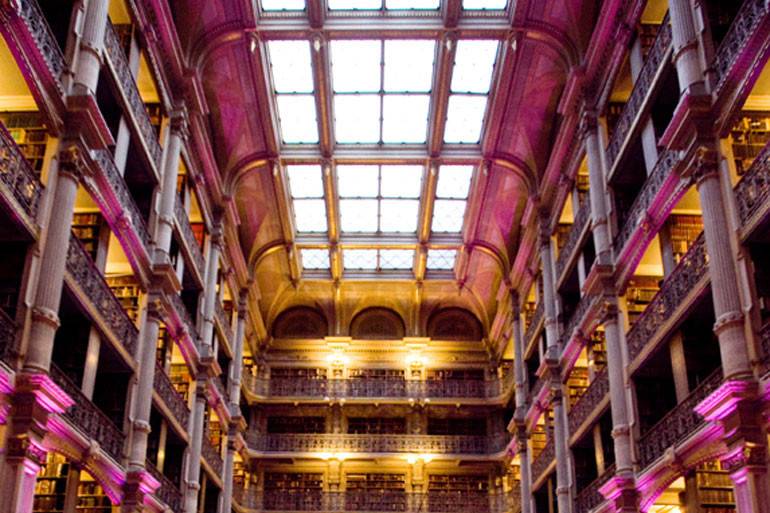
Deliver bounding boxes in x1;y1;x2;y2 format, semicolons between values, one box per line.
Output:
169;0;598;346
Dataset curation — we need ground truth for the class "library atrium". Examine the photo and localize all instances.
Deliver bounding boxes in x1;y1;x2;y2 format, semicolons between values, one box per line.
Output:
0;1;769;513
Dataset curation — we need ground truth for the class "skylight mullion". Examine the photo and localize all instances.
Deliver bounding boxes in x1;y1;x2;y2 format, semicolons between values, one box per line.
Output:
428;35;456;152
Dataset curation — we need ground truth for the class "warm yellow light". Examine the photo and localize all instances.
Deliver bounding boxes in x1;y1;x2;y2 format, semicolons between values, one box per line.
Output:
406;455;418;464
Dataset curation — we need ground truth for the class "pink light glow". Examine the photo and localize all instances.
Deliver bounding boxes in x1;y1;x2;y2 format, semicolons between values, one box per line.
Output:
694;379;754;422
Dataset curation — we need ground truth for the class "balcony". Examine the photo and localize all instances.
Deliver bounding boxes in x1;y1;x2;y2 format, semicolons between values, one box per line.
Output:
626;234;707;365
567;368;609;437
246;433;510;456
735;142;770;235
146;461;183;513
574;464;615;513
102;21;163;172
758;322;770;376
0;123;43;231
531;440;555;482
65;235;138;359
153;363;190;429
637;368;723;470
215;300;233;344
712;0;770;97
201;425;224;476
606;14;672;170
523;301;543;349
554;198;590;283
174;199;206;280
0;308;16;366
49;363;125;463
559;294;597;347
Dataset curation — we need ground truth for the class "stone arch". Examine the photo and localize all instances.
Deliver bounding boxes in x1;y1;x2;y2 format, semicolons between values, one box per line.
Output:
272;306;329;339
350;307;406;340
427;307;483;341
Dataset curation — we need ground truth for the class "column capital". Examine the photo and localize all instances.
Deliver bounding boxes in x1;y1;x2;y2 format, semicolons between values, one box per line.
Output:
578;109;599;139
687;145;720;186
169;106;190;140
58;143;90;182
721;443;767;474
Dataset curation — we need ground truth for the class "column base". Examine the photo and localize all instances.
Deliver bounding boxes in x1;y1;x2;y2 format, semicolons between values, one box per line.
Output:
599;472;639;513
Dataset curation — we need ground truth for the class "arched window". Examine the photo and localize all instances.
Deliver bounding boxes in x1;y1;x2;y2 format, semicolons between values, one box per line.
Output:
350;307;405;340
427;308;483;341
272;307;328;339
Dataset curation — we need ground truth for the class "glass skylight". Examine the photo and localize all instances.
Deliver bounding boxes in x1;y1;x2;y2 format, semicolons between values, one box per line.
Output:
331;39;435;144
328;0;440;9
431;165;473;233
262;0;305;10
267;40;319;144
301;249;331;270
344;249;414;270
426;249;457;270
462;0;508;9
338;165;423;233
444;40;498;144
287;165;328;232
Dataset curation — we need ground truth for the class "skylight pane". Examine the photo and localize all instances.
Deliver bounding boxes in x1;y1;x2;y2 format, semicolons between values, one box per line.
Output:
386;0;440;8
426;249;457;270
382;95;429;143
380;199;419;232
431;199;467;232
379;249;414;269
344;249;378;270
301;249;330;270
329;0;382;9
384;40;435;92
380;166;422;198
287;165;324;198
451;40;499;93
334;95;380;143
337;166;379;197
262;0;305;10
436;165;473;198
340;199;379;232
293;199;328;232
462;0;508;9
267;41;313;93
444;95;487;144
331;40;381;93
276;95;319;144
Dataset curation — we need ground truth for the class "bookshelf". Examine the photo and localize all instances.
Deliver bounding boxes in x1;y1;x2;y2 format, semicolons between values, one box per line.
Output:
76;474;113;513
555;223;572;253
696;461;735;513
267;416;325;434
347;417;406;435
271;367;327;380
105;275;141;324
638;23;661;59
626;276;661;327
428;475;488;511
426;369;484;381
567;367;589;407
155;324;170;368
264;473;323;510
604;102;625;142
346;473;406;512
34;453;69;513
169;363;191;401
0;111;49;176
349;368;404;380
588;330;607;373
668;214;703;263
730;114;770;176
145;103;163;136
71;212;103;262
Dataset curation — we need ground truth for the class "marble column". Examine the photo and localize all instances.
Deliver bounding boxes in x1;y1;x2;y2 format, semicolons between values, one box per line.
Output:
511;291;532;513
583;114;612;264
668;0;705;94
185;380;208;513
71;0;109;95
200;226;223;353
154;110;188;262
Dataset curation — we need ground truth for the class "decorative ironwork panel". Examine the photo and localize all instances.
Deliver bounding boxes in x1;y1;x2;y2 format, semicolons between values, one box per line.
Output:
153;364;190;427
637;368;723;469
170;292;199;342
735;142;770;226
66;235;138;355
555;198;590;280
0;308;16;365
201;427;224;475
531;441;555;480
523;302;543;346
574;464;615;513
567;368;609;434
613;150;679;254
712;0;768;94
626;234;706;361
216;300;233;342
759;322;770;374
103;21;163;168
0;123;42;221
606;14;671;166
93;150;152;248
146;461;183;513
175;199;206;275
15;0;65;91
49;364;125;462
559;294;596;347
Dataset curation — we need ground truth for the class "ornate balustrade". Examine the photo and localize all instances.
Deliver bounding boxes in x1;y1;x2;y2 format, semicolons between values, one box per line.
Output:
758;322;770;375
170;292;199;342
66;235;138;356
201;427;224;475
49;364;125;462
606;14;671;167
93;150;152;249
559;294;596;347
529;375;546;404
613;150;679;254
555;199;590;281
252;491;501;513
523;302;543;346
153;364;190;428
531;441;555;481
574;464;615;513
0;122;43;226
712;0;768;95
249;375;511;401
567;368;609;435
234;486;261;510
146;461;183;513
174;199;206;276
638;368;723;469
12;0;66;92
103;21;163;169
0;308;16;366
626;234;707;362
247;433;510;455
215;300;233;343
735;142;770;230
